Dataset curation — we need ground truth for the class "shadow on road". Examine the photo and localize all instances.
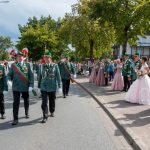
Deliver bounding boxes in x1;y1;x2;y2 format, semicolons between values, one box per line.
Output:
74;79;150;128
0;117;43;130
119;109;150;127
108;100;140;108
5;95;40;110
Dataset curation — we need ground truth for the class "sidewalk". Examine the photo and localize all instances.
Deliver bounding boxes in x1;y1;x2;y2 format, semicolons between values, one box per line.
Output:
75;77;150;150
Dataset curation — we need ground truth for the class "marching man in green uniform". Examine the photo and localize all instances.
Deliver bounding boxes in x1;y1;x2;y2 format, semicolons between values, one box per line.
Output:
38;51;61;123
0;64;8;119
7;51;34;125
58;55;75;98
132;52;142;82
122;53;133;92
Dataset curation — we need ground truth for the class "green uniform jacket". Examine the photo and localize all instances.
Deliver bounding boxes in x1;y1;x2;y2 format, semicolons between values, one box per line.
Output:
122;59;133;77
7;62;34;92
0;65;8;92
58;62;75;80
132;59;142;80
104;61;109;73
38;63;61;92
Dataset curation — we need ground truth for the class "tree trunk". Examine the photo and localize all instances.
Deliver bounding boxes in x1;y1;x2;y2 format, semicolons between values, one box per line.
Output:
122;28;128;55
122;0;129;55
89;39;94;60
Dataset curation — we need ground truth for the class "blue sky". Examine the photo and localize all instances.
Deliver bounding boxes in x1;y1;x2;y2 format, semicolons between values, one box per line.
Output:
0;0;77;42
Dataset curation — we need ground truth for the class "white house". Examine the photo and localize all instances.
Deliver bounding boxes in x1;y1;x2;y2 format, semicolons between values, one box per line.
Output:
117;35;150;58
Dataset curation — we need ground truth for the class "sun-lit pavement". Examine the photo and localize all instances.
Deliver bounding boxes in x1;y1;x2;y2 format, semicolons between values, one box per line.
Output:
75;76;150;150
0;82;132;150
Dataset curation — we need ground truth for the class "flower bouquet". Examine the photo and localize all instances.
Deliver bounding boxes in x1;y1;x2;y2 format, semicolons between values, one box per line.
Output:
136;70;144;78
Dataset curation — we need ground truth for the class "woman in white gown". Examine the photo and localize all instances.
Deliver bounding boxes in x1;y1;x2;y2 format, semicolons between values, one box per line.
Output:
125;56;150;105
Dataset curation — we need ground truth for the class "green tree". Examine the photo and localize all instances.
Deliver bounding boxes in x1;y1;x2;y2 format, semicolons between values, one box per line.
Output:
59;0;115;59
17;16;69;61
0;49;9;61
0;36;13;51
89;0;150;54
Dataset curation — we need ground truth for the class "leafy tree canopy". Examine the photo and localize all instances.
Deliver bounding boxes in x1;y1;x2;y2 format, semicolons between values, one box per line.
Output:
59;0;115;59
17;16;70;61
0;35;13;51
89;0;150;54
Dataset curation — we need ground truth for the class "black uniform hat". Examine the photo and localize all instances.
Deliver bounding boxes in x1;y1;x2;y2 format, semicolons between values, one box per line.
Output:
16;51;24;56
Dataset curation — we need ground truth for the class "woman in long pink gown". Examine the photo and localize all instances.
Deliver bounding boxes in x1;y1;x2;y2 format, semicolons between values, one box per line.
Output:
111;59;124;91
89;62;96;83
95;62;105;86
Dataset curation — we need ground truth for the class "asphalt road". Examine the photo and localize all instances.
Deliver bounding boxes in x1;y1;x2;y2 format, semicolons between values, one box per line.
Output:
0;83;132;150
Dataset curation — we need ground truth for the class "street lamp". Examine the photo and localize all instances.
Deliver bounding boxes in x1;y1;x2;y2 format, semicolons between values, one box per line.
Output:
0;1;10;3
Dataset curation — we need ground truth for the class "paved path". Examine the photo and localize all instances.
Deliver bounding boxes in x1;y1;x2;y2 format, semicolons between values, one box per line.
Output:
0;83;132;150
75;77;150;150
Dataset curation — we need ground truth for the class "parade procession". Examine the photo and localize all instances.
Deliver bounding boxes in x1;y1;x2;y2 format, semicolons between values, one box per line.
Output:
0;0;150;150
0;49;77;125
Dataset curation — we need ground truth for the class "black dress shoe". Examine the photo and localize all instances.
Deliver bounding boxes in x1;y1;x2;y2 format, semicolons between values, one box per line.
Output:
63;95;66;98
50;113;54;117
41;118;47;123
12;120;18;125
1;114;6;119
121;89;126;92
25;114;29;119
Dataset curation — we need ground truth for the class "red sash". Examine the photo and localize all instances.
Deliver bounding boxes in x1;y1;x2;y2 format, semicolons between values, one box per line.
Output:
12;63;28;83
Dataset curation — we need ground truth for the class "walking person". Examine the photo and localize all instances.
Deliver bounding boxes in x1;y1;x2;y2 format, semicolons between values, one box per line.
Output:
0;64;8;119
7;51;34;125
58;55;75;98
38;51;61;123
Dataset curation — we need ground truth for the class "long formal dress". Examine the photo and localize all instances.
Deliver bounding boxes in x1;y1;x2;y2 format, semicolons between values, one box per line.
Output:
95;65;105;86
89;67;97;83
111;64;124;91
125;63;150;105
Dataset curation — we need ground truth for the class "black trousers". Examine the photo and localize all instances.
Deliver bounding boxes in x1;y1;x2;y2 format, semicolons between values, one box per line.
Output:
41;91;56;118
13;91;29;120
0;92;5;115
123;76;131;91
89;67;92;76
109;71;114;81
105;77;108;86
62;79;70;96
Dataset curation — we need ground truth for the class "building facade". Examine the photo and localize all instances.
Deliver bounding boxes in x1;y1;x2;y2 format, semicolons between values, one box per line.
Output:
114;35;150;58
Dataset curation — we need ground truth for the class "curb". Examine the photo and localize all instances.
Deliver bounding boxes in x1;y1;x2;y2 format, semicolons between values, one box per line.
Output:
74;79;141;150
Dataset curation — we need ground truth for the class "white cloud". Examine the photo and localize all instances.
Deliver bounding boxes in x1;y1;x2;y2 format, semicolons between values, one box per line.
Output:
0;0;77;41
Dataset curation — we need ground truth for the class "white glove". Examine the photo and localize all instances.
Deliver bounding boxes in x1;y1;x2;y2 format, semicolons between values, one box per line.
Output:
29;87;33;92
7;80;12;87
3;91;8;96
38;88;41;94
73;74;77;79
7;81;12;90
58;88;62;94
